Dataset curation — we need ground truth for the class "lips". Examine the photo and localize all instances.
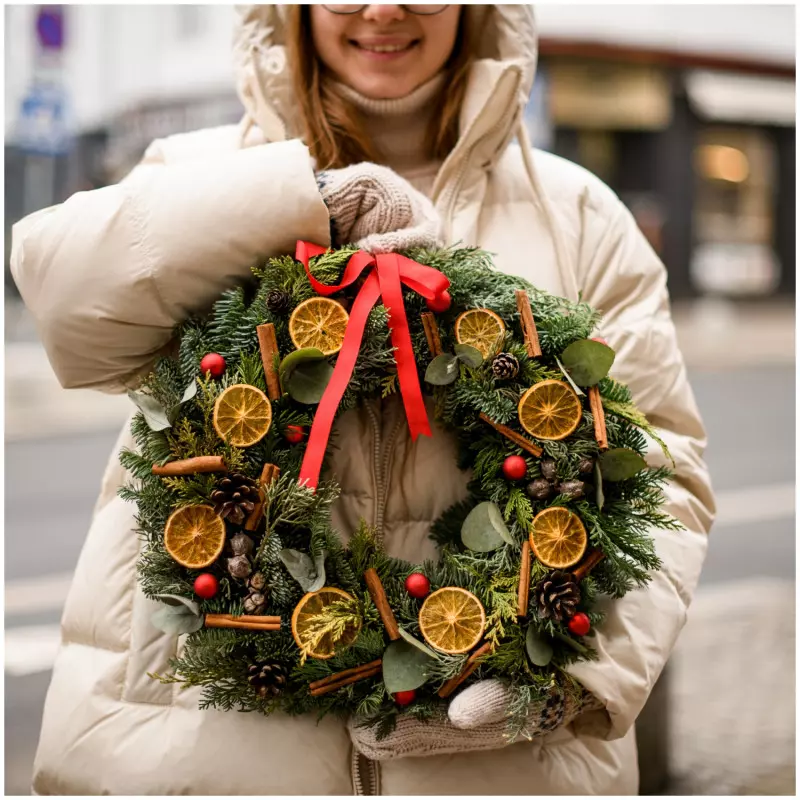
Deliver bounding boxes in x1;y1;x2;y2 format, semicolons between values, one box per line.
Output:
350;38;419;55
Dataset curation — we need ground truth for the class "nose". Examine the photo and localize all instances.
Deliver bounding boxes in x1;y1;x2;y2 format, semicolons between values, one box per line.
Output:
361;5;407;23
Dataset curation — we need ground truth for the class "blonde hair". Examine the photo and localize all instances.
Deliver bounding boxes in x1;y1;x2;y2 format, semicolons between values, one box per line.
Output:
286;5;473;170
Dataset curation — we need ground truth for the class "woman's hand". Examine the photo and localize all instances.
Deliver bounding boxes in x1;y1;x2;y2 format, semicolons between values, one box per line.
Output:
348;680;603;761
316;163;440;254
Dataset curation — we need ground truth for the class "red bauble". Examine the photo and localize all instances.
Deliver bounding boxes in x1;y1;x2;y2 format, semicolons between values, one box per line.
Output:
502;455;528;481
404;572;431;599
193;573;219;600
568;612;591;637
591;337;608;346
285;424;306;444
426;291;452;313
200;352;226;379
394;690;417;706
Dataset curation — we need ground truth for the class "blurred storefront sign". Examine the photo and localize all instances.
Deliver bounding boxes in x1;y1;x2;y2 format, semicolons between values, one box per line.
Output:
686;70;795;127
105;94;244;177
548;60;672;130
15;82;70;157
691;242;779;296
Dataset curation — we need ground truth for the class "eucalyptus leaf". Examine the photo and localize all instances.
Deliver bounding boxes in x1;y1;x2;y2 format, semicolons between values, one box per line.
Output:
397;627;442;660
593;460;605;512
285;360;334;405
599;448;647;482
382;639;434;693
153;593;200;615
560;339;615;387
461;501;514;551
180;380;198;404
525;625;554;667
150;599;203;636
454;343;483;369
127;390;171;431
554;356;585;397
424;354;459;386
279;548;327;592
279;347;327;382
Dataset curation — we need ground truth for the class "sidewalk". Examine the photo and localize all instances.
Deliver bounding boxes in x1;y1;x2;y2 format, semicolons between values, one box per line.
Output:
4;297;795;441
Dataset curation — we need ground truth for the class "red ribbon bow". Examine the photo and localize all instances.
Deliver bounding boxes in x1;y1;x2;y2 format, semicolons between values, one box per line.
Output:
294;241;450;491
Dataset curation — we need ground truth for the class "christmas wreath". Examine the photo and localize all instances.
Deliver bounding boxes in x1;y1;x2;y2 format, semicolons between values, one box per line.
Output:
121;241;679;739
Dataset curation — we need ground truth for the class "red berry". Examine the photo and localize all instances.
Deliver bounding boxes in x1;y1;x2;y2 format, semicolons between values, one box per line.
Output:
502;455;527;481
285;424;305;444
394;690;416;706
590;337;608;346
193;573;219;600
426;291;452;313
568;612;591;637
404;572;431;599
200;353;226;379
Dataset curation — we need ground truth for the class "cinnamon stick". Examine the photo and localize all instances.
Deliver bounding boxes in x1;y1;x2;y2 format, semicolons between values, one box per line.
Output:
257;323;282;400
152;455;227;477
572;550;606;582
588;386;608;451
515;289;542;358
204;614;281;632
478;412;543;457
244;463;281;531
421;311;443;357
364;568;400;641
517;541;532;618
438;641;494;699
309;665;382;696
309;658;383;695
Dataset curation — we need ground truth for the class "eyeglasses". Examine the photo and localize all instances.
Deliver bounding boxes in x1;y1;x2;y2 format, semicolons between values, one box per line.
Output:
322;5;448;16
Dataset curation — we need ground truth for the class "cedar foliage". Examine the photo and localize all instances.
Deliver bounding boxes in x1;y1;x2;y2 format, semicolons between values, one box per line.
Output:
123;245;680;735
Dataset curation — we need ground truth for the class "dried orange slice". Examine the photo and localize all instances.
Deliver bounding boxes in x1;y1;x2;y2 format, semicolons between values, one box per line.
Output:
529;506;587;569
213;384;272;447
518;380;582;441
454;308;505;360
291;587;361;660
288;297;349;356
164;505;226;569
418;587;486;655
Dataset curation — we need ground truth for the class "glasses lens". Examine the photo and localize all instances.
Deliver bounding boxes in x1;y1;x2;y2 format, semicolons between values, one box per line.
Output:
405;4;448;13
323;4;366;13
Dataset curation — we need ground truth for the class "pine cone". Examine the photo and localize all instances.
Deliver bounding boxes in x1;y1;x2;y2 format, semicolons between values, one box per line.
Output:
248;572;268;593
243;591;266;615
230;533;254;557
525;477;553;501
248;660;289;699
266;289;292;315
227;554;252;580
491;352;520;380
212;474;260;525
539;459;558;482
535;570;581;622
578;457;595;475
556;480;585;500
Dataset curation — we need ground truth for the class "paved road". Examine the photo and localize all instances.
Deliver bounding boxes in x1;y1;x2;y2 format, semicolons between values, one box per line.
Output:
5;365;795;794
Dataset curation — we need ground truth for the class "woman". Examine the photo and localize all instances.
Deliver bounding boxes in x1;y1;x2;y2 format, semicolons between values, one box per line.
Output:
11;5;714;796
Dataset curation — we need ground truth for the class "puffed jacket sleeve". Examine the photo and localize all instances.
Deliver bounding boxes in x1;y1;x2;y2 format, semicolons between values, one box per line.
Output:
565;185;716;739
10;136;331;393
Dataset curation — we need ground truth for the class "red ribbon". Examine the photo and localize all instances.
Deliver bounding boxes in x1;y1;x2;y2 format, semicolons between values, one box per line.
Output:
294;241;450;491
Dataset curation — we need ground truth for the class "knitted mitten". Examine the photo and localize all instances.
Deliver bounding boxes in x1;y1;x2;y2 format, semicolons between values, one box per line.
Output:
316;163;440;253
348;681;603;761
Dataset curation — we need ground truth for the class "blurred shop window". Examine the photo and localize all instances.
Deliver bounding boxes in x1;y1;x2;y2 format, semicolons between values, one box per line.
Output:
176;5;204;39
692;128;780;296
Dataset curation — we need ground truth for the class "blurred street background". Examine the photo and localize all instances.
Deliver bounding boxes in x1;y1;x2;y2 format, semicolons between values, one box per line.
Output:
4;4;796;796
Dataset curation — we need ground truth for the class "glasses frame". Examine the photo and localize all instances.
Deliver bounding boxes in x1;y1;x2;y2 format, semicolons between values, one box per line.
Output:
322;5;448;16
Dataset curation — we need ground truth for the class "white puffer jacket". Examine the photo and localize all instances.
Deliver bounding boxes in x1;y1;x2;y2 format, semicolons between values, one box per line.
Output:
11;5;715;795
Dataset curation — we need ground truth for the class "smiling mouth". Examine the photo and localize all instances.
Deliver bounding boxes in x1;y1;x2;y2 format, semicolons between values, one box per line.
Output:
351;40;419;54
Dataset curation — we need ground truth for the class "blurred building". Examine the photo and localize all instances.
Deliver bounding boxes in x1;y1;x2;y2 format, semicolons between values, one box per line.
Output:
4;4;796;299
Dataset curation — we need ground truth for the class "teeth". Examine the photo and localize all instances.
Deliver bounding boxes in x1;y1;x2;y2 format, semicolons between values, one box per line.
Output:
359;43;409;53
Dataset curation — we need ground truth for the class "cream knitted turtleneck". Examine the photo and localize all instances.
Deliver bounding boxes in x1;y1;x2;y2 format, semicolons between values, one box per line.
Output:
333;73;446;198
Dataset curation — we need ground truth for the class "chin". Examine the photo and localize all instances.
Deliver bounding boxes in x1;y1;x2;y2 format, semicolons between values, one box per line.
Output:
352;75;418;101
